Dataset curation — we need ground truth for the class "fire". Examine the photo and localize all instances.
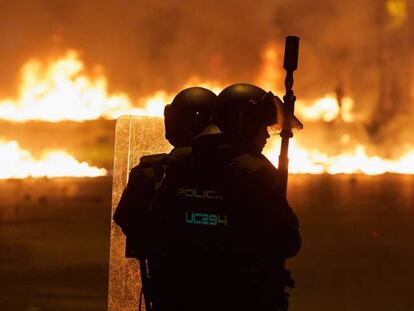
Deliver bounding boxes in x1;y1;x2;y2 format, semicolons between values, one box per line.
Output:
0;49;412;176
0;51;223;122
386;0;407;28
295;95;355;123
256;42;282;92
0;140;106;179
0;50;157;122
0;48;354;123
266;139;414;175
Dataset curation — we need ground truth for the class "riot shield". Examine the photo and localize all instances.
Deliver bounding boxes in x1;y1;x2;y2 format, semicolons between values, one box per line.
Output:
108;116;171;311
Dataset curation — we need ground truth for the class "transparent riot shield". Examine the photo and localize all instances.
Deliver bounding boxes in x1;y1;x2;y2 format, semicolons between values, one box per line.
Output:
108;116;171;311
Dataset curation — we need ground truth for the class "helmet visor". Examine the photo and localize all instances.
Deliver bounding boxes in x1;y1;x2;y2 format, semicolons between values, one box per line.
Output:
268;94;303;133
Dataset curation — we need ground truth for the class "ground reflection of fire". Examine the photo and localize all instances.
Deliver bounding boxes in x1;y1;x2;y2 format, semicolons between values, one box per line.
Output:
0;49;412;178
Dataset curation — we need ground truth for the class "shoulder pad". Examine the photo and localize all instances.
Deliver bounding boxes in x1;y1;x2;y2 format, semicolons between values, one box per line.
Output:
139;153;169;167
168;146;192;161
261;155;278;172
128;153;168;182
231;153;267;173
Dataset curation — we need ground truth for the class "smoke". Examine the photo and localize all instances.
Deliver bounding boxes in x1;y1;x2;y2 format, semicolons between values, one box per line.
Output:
0;0;412;136
0;0;278;97
273;0;414;145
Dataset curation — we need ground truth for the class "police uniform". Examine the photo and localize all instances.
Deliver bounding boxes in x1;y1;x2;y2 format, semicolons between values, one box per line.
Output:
113;86;217;311
148;126;300;311
113;147;191;258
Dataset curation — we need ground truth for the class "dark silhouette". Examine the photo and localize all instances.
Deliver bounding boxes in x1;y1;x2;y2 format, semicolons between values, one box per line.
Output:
148;83;300;311
113;86;217;310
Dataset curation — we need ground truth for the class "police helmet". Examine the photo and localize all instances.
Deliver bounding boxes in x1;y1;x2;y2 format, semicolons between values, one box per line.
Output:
164;87;217;147
213;83;277;143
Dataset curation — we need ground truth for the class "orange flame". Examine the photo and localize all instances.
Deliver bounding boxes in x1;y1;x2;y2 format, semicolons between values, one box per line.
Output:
0;49;354;123
0;49;412;176
0;50;152;122
265;139;414;175
0;140;106;179
295;95;355;123
256;42;282;92
0;51;225;122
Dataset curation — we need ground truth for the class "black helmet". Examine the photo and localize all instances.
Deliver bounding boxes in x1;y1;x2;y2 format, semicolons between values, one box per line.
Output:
213;83;277;144
164;87;217;147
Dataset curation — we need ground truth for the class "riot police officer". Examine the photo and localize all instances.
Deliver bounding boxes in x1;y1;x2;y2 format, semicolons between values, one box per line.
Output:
214;83;301;310
113;86;217;310
150;83;300;311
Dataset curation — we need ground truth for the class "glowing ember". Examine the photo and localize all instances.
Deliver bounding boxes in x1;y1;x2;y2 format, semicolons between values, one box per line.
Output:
0;140;106;179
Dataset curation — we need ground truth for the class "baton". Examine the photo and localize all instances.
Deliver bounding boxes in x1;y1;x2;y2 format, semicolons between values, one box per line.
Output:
278;36;300;198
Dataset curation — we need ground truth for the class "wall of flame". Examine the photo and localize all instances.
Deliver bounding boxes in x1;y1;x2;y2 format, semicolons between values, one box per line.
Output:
0;46;412;178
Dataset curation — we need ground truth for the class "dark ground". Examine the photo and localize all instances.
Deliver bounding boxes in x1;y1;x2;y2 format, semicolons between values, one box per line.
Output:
0;177;112;311
1;174;413;311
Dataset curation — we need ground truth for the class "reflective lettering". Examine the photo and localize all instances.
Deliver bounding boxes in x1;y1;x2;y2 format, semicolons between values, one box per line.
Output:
184;212;227;226
201;214;209;225
206;191;218;199
194;189;204;199
209;214;218;225
185;212;194;224
218;215;228;226
177;188;222;200
194;213;202;224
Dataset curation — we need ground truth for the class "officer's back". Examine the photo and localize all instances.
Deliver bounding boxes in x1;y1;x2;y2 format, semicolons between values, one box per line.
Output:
149;126;251;311
149;131;297;311
148;84;300;311
113;87;218;311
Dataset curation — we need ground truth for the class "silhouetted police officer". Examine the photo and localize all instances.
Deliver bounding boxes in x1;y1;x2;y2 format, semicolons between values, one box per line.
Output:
113;86;217;310
149;83;300;311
